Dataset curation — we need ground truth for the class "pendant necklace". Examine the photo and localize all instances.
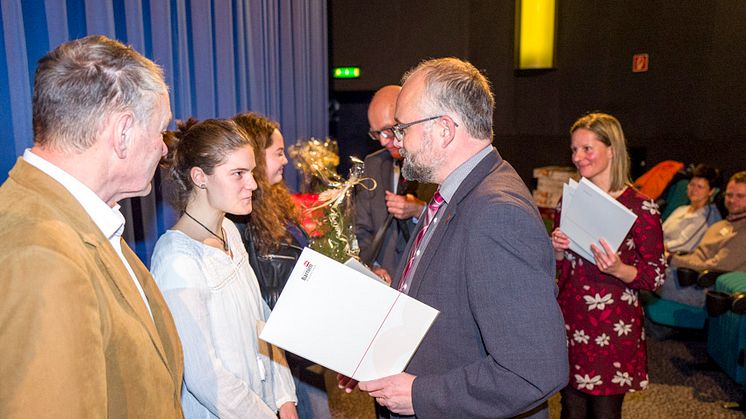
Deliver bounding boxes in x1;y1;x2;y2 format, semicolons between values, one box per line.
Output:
184;211;229;252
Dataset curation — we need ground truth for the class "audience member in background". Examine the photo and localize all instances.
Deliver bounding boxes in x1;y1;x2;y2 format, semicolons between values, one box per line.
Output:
349;57;568;419
152;119;298;419
551;113;666;419
658;171;746;307
233;111;331;419
355;85;435;284
0;35;183;417
662;164;722;254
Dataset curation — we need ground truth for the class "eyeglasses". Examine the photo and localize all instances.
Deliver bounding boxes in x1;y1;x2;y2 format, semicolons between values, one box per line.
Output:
392;115;458;141
368;127;395;141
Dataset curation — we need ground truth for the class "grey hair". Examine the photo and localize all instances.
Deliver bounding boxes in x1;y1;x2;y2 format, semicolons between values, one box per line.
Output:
32;35;168;152
402;57;494;140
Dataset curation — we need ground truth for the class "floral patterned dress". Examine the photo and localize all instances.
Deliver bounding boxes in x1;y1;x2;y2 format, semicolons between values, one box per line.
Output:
555;187;666;396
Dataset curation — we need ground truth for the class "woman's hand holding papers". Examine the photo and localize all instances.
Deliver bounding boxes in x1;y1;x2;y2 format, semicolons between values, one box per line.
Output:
590;239;638;284
551;228;571;261
554;229;638;284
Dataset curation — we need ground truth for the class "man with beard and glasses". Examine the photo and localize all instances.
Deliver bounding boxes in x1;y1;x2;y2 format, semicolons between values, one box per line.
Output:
355;85;436;284
341;58;568;419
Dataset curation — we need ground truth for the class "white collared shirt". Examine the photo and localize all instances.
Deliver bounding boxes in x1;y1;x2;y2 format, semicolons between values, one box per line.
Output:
23;149;153;319
392;159;401;192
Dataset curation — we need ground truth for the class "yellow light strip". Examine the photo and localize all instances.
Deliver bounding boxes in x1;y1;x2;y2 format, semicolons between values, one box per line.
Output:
517;0;556;69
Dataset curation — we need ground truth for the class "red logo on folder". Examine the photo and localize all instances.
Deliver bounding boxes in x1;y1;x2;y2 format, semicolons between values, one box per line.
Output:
301;260;315;281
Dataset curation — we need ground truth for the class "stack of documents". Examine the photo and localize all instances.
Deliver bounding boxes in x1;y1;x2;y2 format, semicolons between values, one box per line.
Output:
259;248;439;381
559;178;638;264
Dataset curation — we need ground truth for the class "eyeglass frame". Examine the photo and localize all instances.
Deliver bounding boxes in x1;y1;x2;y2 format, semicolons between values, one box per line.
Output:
392;115;458;141
368;127;395;141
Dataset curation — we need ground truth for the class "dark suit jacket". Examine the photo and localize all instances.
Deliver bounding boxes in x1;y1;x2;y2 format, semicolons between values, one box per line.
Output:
392;149;568;419
0;158;184;418
355;148;436;275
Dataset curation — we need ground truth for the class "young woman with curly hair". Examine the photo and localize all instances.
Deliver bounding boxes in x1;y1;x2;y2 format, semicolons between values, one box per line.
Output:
233;112;331;419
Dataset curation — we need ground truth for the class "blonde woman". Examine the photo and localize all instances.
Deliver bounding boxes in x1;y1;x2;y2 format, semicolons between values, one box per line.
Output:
551;113;666;419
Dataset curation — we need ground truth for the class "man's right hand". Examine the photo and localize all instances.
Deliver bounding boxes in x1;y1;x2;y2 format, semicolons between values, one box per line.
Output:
385;191;425;220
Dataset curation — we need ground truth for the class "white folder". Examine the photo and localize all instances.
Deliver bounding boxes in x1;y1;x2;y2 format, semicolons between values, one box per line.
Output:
259;248;439;381
560;178;637;264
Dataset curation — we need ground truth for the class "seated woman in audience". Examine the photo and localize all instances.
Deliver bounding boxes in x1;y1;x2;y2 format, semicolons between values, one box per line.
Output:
662;164;721;254
152;118;298;419
233;112;331;419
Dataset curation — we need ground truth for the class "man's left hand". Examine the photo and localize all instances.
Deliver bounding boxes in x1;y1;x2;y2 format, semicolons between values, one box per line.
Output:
372;267;392;285
359;372;416;416
385;191;425;220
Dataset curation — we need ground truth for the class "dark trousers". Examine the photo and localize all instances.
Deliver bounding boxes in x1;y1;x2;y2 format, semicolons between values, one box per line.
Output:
560;386;625;419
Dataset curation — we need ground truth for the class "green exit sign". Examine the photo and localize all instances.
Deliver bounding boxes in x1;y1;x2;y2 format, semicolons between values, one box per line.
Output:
333;67;360;79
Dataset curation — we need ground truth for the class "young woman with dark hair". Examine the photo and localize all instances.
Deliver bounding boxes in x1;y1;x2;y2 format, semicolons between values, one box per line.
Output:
152;118;299;419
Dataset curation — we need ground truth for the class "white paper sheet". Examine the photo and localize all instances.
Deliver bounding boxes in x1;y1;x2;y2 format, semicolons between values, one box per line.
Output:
344;257;386;283
259;248;439;381
560;178;637;264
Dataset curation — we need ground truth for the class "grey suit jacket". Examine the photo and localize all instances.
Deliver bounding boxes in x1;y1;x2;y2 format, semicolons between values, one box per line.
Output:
355;148;435;275
392;149;568;419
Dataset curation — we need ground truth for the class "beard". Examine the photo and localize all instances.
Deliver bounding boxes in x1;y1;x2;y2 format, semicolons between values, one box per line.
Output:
728;203;746;217
399;132;444;184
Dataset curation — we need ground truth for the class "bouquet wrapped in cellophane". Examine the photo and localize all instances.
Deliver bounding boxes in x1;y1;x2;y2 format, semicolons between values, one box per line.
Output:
288;137;374;263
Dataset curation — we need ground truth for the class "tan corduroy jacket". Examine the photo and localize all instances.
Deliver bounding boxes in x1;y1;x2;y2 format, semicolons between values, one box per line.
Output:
0;158;184;418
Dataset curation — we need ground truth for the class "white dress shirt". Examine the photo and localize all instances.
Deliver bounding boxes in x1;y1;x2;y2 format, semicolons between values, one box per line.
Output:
22;149;153;318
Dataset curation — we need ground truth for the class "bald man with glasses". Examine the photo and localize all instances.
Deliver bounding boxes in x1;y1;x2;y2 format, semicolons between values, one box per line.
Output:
355;85;436;284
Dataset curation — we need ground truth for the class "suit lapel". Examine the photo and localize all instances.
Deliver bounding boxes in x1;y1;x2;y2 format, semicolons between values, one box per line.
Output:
81;224;177;371
404;149;502;297
121;242;183;384
407;204;457;297
121;241;174;363
12;159;178;379
377;155;394;202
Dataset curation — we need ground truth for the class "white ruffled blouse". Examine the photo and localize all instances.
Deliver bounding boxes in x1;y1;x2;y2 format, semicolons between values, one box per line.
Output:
151;219;296;419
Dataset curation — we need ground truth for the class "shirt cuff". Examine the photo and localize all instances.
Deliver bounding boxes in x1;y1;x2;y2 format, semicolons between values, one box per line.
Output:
275;395;297;410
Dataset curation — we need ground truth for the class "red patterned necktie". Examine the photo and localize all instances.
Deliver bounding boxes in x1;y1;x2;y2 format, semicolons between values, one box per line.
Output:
398;190;444;292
